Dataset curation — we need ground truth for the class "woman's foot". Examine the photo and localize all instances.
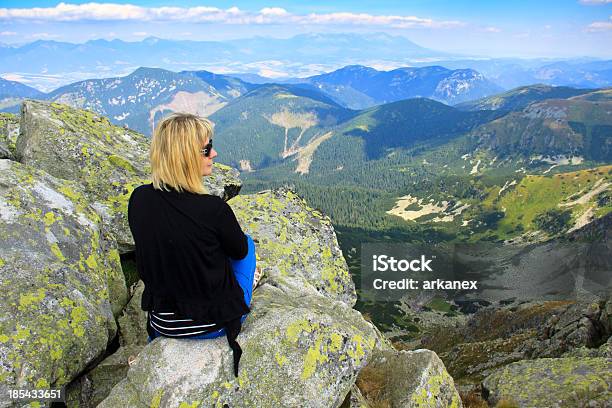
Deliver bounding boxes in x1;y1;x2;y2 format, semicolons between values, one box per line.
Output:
253;266;263;290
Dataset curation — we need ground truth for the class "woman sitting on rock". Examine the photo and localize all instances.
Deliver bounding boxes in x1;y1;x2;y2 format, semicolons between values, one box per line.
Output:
127;112;262;377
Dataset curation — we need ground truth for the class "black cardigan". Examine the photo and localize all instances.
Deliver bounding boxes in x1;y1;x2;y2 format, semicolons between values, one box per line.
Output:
128;183;249;376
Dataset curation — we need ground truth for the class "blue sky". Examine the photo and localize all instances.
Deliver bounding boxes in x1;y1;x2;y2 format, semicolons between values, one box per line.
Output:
1;1;611;57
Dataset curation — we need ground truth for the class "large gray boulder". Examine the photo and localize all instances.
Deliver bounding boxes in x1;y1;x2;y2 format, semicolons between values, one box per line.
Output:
230;189;357;306
0;159;123;402
16;100;241;253
482;357;612;408
355;348;463;408
99;283;382;408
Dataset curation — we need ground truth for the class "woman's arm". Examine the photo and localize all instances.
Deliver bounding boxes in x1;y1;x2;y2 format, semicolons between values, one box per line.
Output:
216;200;248;260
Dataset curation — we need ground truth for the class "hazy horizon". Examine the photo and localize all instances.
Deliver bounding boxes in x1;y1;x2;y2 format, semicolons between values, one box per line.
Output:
1;1;611;59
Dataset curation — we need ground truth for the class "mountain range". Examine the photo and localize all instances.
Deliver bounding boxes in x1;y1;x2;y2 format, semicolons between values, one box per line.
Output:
1;34;612;92
0;65;505;134
297;65;503;108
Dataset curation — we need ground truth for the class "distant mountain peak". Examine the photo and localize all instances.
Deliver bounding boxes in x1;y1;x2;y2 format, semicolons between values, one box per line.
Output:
128;66;170;76
142;36;162;45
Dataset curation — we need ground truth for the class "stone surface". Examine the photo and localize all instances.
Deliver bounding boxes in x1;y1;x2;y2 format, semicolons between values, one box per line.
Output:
16;100;241;253
65;345;144;408
524;298;612;359
482;357;612;408
117;280;148;347
426;298;612;384
204;163;242;201
99;283;381;408
230;188;357;306
356;348;462;408
0;113;19;160
0;159;122;400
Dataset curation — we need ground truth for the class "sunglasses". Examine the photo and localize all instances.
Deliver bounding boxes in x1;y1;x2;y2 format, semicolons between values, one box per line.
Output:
200;139;213;157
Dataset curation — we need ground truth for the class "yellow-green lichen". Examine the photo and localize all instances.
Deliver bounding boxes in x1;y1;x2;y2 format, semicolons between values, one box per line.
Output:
150;389;164;408
43;211;57;226
329;332;343;353
302;337;329;380
108;154;137;173
18;288;46;310
286;319;320;343
178;402;200;408
275;352;287;367
49;243;66;261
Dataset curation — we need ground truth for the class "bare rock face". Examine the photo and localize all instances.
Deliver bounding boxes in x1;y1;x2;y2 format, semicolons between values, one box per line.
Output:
482;357;612;408
0;113;19;160
0;159;122;401
354;348;463;408
16;99;241;253
230;189;357;306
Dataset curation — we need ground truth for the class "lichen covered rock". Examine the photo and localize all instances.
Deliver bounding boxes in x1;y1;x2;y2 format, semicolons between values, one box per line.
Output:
482;357;612;407
205;162;242;201
356;348;462;408
0;113;19;160
0;159;122;395
99;283;381;408
16;100;241;253
230;189;357;306
117;280;148;347
16;100;151;253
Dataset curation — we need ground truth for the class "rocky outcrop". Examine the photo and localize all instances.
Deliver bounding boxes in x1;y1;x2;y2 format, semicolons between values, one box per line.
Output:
482;357;612;407
354;348;462;408
230;189;356;305
100;281;381;407
117;280;148;348
0;159;122;400
76;187;425;408
1;100;462;408
96;189;382;407
0;113;19;160
522;297;611;359
426;298;612;385
16;100;151;253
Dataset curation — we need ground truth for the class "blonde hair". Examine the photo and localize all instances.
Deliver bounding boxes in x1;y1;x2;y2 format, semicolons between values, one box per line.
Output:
150;112;214;194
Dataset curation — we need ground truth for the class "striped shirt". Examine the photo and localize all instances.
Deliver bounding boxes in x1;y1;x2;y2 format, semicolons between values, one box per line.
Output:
148;310;223;337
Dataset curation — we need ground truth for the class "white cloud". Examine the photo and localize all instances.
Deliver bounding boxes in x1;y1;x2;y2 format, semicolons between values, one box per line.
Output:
0;31;16;36
260;7;288;16
579;0;612;4
26;32;61;39
301;13;463;28
587;21;612;31
132;31;148;36
483;26;501;33
0;3;463;28
587;16;612;31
